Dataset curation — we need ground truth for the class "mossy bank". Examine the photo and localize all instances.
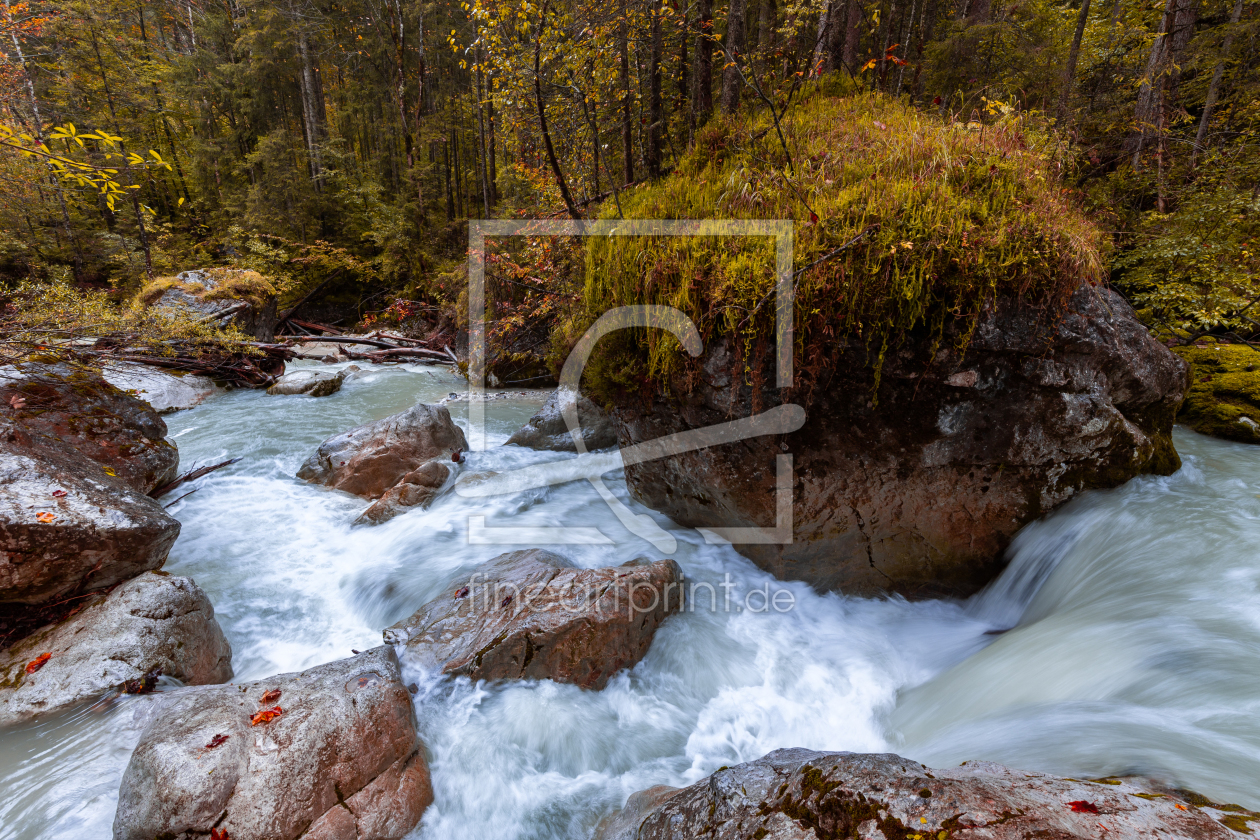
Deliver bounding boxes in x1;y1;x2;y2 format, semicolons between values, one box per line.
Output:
1173;343;1260;444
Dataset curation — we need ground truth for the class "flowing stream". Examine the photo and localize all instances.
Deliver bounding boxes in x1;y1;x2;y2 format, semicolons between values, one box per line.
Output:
3;360;1260;839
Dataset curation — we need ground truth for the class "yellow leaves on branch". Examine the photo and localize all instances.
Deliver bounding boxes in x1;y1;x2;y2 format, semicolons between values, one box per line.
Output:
0;122;173;212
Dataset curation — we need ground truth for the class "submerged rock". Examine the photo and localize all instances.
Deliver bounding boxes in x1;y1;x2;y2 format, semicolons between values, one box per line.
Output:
597;749;1258;840
616;284;1189;597
505;388;618;452
102;363;216;414
354;458;456;525
113;646;431;840
384;549;683;689
0;424;180;607
266;364;360;397
0;572;231;727
0;362;179;494
297;402;468;499
1172;343;1260;444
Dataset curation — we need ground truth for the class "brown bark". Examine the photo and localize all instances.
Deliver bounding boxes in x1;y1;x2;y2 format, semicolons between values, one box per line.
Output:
1193;0;1245;165
721;0;748;113
694;0;715;129
1057;0;1092;123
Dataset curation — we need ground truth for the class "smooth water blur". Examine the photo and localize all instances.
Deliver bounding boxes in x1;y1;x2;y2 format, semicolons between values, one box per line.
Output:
2;361;1260;839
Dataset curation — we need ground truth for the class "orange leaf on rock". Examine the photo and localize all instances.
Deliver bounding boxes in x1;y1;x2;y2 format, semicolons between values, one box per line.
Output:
36;511;55;523
25;653;51;673
250;706;283;726
259;688;281;705
210;829;231;840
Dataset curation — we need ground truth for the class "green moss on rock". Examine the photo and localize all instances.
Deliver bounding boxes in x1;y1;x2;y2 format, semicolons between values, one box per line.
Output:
1172;343;1260;444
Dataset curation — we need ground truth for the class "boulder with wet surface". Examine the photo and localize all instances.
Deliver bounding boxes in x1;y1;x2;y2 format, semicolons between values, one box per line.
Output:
384;549;684;689
266;364;361;397
597;748;1260;840
354;457;458;525
113;646;432;840
505;388;618;452
0;572;232;727
102;363;216;414
297;401;467;499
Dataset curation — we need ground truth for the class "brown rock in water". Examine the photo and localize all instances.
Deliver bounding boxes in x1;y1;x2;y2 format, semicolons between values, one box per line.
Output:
0;423;180;608
615;284;1189;598
354;458;455;525
384;549;684;689
597;749;1257;840
113;647;432;840
0;362;179;494
297;402;468;499
266;365;360;397
505;388;619;452
0;572;231;727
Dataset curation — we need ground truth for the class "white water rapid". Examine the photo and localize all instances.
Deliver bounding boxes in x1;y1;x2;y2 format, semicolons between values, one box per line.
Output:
3;360;1260;839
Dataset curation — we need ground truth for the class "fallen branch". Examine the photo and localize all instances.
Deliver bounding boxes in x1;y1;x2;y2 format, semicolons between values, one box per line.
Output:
149;457;242;499
290;335;398;350
364;347;449;361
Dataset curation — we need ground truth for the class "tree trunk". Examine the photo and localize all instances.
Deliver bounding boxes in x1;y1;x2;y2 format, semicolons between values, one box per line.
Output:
759;0;777;69
1193;0;1245;165
296;25;324;185
1130;0;1196;165
647;0;664;177
843;0;863;71
1057;0;1092;123
694;0;715;130
534;22;580;218
721;0;747;112
620;0;635;185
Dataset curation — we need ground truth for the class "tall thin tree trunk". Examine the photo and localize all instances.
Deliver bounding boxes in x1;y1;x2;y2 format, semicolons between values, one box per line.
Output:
843;0;862;71
694;0;715;132
1192;0;1242;165
759;0;777;69
647;0;663;177
721;0;748;112
1057;0;1092;123
534;18;579;218
619;0;634;185
296;25;324;185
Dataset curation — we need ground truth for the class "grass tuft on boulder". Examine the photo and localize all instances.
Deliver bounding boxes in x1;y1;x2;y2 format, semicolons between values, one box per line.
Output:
570;88;1107;400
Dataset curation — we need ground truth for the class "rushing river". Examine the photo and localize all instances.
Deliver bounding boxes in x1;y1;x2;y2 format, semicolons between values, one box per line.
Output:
3;360;1260;839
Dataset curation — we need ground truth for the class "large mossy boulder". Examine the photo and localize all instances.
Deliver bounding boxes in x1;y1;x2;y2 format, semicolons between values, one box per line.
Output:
0;572;231;727
597;749;1257;840
577;91;1188;598
114;646;431;840
1171;343;1260;443
142;268;279;341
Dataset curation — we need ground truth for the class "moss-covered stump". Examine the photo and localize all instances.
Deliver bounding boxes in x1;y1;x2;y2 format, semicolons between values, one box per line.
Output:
1172;344;1260;443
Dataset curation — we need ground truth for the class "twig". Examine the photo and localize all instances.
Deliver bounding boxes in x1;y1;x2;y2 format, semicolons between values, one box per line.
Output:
164;488;199;508
149;457;241;498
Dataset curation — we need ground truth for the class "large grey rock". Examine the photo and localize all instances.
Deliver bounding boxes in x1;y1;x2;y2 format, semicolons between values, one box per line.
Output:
113;646;432;840
266;365;360;397
597;749;1259;840
384;549;683;689
354;458;457;525
0;424;180;607
0;362;179;494
617;284;1189;598
151;268;278;341
0;572;231;726
297;402;468;499
103;363;216;413
505;388;618;452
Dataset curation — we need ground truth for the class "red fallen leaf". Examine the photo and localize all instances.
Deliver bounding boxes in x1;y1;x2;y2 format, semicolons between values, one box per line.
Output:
250;706;283;726
873;120;889;130
1069;801;1100;814
205;733;229;749
452;449;463;463
500;595;514;608
454;587;470;599
210;829;231;840
25;653;51;674
259;688;282;705
932;96;942;105
809;212;819;224
51;489;67;498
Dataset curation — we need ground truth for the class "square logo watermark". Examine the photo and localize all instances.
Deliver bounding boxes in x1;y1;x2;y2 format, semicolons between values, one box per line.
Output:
457;219;801;553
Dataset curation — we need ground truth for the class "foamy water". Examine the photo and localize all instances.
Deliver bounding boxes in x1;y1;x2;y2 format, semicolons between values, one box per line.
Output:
2;361;1260;839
